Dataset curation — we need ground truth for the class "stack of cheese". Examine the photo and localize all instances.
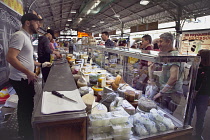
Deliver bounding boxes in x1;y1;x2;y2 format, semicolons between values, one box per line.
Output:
88;113;113;139
118;84;142;102
109;110;132;140
110;97;135;115
88;37;97;45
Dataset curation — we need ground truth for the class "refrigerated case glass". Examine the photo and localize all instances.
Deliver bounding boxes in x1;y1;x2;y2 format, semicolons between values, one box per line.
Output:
75;45;200;139
78;45;200;139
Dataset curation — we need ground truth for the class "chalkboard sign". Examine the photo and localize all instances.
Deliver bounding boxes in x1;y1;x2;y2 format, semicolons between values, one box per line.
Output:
0;2;21;89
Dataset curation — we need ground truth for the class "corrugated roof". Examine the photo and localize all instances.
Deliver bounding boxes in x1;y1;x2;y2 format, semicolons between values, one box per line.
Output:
27;0;210;33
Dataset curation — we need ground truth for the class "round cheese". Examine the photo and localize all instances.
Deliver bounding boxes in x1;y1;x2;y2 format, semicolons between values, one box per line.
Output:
91;102;108;114
138;97;157;112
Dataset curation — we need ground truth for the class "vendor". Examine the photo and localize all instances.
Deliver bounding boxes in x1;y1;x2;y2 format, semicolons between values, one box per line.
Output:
38;32;61;82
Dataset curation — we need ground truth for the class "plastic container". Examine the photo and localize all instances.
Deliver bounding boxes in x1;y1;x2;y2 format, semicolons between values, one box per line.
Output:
109;110;130;124
112;122;133;135
91;133;113;140
88;125;112;134
89;113;110;127
113;133;131;140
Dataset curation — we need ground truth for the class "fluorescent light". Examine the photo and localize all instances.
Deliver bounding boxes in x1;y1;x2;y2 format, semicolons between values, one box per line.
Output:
86;0;101;15
87;10;91;15
78;18;82;23
140;0;150;5
66;24;69;26
114;14;120;18
70;10;76;13
47;27;50;29
100;21;104;23
67;19;72;21
92;25;96;27
90;0;101;10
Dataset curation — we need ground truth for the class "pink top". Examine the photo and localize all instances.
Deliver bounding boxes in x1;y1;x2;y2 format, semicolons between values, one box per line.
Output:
49;42;55;51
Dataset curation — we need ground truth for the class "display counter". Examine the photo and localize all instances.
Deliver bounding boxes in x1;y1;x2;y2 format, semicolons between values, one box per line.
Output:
75;45;199;140
32;61;87;140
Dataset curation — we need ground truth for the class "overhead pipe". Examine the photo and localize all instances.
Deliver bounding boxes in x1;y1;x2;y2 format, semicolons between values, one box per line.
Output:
27;0;38;13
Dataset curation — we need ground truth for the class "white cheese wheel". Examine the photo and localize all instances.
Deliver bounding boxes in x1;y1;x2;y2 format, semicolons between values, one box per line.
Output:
91;102;108;114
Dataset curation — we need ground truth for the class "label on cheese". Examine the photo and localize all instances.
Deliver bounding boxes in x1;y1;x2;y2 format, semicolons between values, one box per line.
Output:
96;104;105;110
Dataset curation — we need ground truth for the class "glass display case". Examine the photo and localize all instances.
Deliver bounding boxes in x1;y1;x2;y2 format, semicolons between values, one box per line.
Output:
74;45;200;139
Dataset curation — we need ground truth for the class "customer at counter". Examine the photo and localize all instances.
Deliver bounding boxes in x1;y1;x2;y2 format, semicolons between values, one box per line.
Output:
38;32;61;82
6;13;51;140
101;31;115;48
139;35;153;68
140;34;153;51
150;33;184;112
101;31;116;59
189;49;210;140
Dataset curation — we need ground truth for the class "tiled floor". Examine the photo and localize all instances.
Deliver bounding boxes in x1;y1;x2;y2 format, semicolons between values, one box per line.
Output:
0;78;43;140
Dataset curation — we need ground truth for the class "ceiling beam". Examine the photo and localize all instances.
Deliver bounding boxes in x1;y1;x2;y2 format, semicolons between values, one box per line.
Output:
61;1;74;30
60;0;64;28
38;0;74;8
46;0;56;29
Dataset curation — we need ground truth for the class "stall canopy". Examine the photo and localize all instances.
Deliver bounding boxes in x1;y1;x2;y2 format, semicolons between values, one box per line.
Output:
23;0;210;33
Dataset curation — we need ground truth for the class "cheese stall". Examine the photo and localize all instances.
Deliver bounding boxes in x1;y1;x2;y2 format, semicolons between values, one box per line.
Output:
32;44;200;140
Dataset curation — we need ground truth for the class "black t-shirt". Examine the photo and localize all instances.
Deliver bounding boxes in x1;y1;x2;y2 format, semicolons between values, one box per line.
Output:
38;36;52;63
196;66;210;96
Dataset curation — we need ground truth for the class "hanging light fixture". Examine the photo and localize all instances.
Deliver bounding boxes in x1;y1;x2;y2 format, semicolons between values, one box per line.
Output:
140;0;150;5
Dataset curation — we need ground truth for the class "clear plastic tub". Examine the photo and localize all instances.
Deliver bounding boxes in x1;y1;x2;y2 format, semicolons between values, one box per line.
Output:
91;133;113;140
88;125;112;134
113;133;131;140
112;122;133;135
89;113;110;127
109;110;130;124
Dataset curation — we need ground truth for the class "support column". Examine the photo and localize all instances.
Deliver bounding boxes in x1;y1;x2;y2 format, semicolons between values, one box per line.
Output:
175;5;182;51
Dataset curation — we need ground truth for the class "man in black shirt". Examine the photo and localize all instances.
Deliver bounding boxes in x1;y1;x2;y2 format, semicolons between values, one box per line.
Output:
101;31;115;48
38;33;60;82
101;31;115;59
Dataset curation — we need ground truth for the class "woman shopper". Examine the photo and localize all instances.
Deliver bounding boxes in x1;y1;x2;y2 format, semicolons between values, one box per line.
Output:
190;49;210;140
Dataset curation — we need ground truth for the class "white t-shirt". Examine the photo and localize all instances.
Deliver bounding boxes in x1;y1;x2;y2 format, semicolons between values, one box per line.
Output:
9;28;34;81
